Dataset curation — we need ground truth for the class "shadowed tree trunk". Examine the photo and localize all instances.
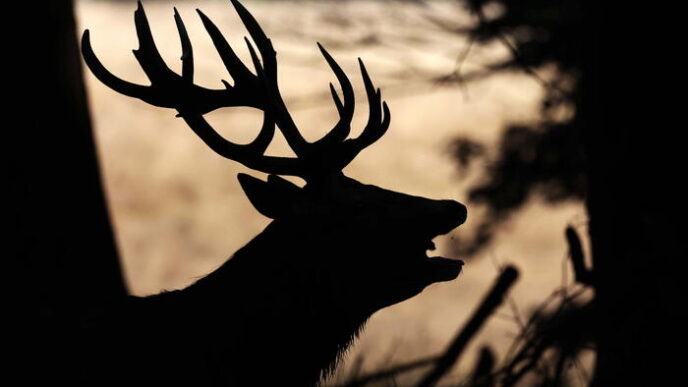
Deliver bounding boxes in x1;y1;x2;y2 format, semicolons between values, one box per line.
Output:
444;1;683;383
10;0;126;381
585;4;682;385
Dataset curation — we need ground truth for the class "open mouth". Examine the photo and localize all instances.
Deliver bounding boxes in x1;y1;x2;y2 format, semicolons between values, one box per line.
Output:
416;202;467;282
399;200;467;285
416;237;464;282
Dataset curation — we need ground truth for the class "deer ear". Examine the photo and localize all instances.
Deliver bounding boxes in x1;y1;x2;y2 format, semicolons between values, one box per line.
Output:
237;173;303;219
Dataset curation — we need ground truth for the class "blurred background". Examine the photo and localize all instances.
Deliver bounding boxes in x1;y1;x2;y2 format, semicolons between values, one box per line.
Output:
76;0;592;384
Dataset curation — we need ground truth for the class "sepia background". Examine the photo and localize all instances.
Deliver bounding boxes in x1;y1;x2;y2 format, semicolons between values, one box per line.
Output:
75;0;591;384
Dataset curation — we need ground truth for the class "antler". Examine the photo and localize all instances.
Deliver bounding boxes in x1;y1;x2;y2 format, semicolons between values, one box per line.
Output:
82;0;390;181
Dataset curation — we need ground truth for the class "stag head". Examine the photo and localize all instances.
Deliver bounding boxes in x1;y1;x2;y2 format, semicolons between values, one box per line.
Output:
82;0;466;313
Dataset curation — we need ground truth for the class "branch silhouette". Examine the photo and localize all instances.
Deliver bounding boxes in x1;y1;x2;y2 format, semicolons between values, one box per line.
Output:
338;265;519;387
417;265;519;386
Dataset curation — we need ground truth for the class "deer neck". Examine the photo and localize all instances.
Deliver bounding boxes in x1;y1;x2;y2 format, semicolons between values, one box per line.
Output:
174;220;372;381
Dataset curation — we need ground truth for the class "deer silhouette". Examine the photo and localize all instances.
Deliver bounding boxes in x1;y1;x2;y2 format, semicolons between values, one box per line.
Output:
80;1;467;385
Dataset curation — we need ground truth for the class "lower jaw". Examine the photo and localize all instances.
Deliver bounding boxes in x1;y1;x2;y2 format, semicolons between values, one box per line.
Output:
423;256;464;282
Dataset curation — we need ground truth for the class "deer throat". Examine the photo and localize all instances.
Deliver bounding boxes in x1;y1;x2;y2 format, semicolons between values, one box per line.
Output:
424;256;464;282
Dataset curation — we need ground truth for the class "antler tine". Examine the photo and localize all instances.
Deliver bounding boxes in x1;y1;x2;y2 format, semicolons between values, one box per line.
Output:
352;59;391;148
313;43;356;147
347;96;390;153
82;30;153;101
171;6;284;173
196;9;258;96
244;37;265;78
178;8;301;175
175;31;275;167
82;5;241;113
132;1;178;84
230;0;276;81
333;59;391;168
173;7;194;83
83;1;307;176
329;83;345;116
231;0;310;158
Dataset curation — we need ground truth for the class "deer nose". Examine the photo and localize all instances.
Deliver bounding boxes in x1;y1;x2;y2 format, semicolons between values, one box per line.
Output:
442;200;467;227
423;200;467;235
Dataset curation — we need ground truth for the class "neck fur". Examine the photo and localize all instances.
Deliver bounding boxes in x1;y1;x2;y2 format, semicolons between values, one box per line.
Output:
144;221;371;385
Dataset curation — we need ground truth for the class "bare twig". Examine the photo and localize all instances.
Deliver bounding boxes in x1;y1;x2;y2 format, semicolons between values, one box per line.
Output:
465;0;570;97
565;225;593;285
416;266;519;387
447;35;476;100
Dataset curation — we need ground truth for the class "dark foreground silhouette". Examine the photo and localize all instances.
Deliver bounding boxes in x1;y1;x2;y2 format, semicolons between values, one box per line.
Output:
80;1;466;384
